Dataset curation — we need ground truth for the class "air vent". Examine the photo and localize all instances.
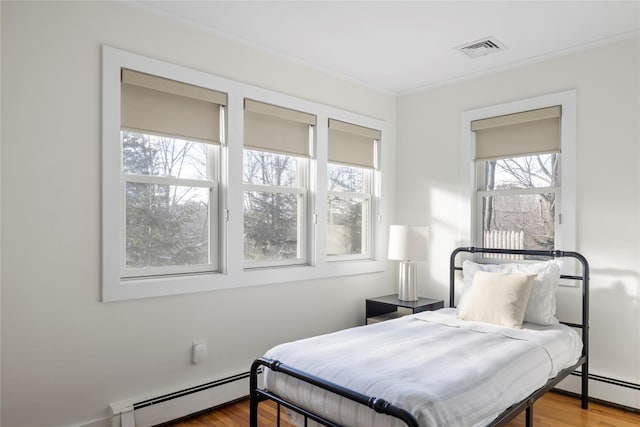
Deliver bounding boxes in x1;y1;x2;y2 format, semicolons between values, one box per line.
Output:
455;36;507;58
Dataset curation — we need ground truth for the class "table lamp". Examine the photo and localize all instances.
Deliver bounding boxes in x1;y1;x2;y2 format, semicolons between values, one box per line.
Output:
388;225;429;301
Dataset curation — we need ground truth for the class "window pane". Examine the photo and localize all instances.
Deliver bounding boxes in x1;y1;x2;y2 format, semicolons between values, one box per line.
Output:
483;153;558;191
327;196;363;256
122;131;209;180
328;163;364;192
243;150;299;187
244;191;300;261
126;183;210;268
482;193;555;251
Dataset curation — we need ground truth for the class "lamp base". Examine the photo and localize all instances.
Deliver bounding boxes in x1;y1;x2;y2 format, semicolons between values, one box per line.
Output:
398;261;418;301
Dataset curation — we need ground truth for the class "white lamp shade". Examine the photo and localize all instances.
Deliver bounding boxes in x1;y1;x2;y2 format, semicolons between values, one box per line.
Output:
388;225;429;261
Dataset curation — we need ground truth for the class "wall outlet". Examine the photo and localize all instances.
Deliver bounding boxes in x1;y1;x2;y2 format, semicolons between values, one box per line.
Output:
191;341;206;365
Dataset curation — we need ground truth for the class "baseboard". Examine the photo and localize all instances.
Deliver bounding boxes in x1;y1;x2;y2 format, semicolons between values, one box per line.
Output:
557;372;640;411
79;369;640;427
108;372;249;427
153;396;249;426
552;389;640;414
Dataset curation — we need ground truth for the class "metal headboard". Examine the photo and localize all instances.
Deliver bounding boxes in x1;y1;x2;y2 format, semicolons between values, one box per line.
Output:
449;246;590;410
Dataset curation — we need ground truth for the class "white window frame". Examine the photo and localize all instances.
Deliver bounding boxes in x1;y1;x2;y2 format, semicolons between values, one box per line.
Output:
460;90;576;253
120;135;220;278
326;163;375;261
102;46;386;302
474;154;560;251
243;149;310;268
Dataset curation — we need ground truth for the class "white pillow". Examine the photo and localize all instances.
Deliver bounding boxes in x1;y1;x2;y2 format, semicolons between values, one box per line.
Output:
459;259;562;325
458;271;536;328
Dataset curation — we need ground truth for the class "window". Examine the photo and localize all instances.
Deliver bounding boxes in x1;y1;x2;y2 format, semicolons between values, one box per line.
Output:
122;132;219;276
243;99;315;267
243;150;308;265
103;47;386;301
326;119;379;260
470;105;566;256
476;153;559;253
120;69;226;277
327;164;371;257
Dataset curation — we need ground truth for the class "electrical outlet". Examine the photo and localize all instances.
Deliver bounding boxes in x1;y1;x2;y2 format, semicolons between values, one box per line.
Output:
191;341;206;364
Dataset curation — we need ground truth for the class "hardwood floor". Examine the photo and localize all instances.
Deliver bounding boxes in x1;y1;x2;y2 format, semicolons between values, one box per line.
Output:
171;391;640;426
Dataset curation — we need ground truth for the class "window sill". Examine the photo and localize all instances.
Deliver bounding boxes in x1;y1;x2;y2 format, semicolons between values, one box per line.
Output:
102;259;385;302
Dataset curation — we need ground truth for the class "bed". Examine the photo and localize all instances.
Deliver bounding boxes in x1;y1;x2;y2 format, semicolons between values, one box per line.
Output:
250;247;589;427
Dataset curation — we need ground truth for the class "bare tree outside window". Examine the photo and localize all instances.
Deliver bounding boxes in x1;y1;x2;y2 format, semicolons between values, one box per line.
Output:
328;164;363;192
327;164;370;257
481;153;558;252
122;132;212;270
243;150;304;262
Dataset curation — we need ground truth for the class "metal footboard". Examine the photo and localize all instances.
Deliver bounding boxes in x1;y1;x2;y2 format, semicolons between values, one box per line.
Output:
250;357;419;427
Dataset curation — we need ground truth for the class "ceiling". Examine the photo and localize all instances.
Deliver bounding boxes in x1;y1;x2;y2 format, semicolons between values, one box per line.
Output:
138;1;640;94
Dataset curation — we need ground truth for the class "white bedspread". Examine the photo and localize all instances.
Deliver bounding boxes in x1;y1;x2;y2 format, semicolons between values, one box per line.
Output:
263;309;582;427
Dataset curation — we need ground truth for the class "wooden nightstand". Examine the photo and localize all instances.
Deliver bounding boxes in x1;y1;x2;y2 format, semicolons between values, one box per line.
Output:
365;294;444;324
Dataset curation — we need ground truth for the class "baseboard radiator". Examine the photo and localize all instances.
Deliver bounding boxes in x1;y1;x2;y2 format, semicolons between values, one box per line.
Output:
110;372;250;427
107;369;638;427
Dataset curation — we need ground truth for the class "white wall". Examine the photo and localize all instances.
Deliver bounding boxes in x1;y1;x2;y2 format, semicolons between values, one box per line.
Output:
3;2;638;425
0;2;397;426
397;35;640;408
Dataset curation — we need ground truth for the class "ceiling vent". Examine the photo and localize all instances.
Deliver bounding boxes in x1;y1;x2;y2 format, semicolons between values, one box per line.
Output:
455;36;507;58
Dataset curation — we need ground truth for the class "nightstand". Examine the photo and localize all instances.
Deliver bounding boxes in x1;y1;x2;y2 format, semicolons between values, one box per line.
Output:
365;294;444;324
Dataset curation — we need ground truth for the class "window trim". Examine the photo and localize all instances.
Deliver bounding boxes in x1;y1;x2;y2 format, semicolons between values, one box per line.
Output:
102;46;386;302
460;90;576;252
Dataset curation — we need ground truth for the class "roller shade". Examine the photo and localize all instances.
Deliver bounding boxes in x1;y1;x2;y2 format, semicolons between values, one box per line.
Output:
328;119;381;169
244;99;316;157
121;68;227;144
471;106;561;160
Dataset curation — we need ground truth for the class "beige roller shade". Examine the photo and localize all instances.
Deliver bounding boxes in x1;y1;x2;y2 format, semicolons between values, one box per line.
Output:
244;99;316;157
328;119;381;169
121;68;227;144
471;106;561;160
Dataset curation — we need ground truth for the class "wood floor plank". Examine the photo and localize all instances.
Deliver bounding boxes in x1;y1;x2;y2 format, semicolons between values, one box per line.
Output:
172;392;640;426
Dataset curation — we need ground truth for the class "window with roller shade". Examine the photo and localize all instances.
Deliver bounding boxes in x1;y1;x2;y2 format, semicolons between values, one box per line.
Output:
326;119;379;260
243;99;315;267
120;68;226;277
103;48;388;301
472;106;561;256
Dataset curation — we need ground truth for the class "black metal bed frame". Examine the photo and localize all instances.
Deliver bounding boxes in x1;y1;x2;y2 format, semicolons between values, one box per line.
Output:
250;247;590;427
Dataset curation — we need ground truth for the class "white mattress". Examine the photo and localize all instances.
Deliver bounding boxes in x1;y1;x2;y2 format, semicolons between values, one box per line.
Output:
263;309;582;427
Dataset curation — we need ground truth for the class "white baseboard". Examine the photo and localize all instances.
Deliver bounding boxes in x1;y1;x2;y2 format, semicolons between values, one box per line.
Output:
81;369;639;427
557;374;640;410
106;373;249;427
